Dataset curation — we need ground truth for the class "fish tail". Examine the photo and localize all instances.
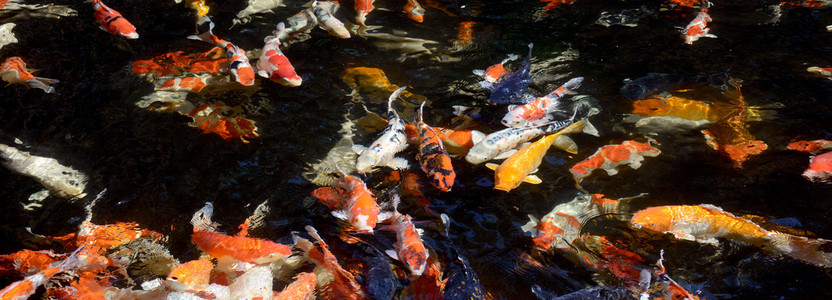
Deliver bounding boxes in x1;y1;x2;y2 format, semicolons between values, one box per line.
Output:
418;101;426;124
187;20;215;43
502;53;520;64
27;77;58;93
745;103;784;121
765;232;832;267
561;77;584;94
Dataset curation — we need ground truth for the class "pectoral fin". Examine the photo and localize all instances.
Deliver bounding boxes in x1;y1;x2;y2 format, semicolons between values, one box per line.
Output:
257;70;270;78
523;175;542;184
485;163;499;171
388;157;409;170
472;69;485;76
552;135;578;154
351;144;367;155
494;149;518;160
385;249;399;260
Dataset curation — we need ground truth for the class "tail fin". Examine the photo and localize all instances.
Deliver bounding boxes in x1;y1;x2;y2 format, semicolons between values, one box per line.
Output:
27;77;58;93
745;102;784;122
187;20;215;43
502;53;520;64
190;202;218;232
766;232;832;267
548;77;583;98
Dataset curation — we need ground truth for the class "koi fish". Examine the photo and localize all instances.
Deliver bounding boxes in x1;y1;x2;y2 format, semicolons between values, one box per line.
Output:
385;194;429;276
486;120;585;192
401;253;444;299
0;23;18;51
188;21;256;86
315;164;391;233
404;0;426;22
355;0;375;26
432;127;485;155
803;151;832;183
295;226;365;299
312;1;350;39
466;119;581;165
501;77;583;127
807;66;832;80
570;140;660;186
353;87;410;173
787;139;832;154
682;8;716;44
631;204;832;267
472;54;519;89
488;43;534;105
190;203;292;264
621;72;729;100
0;56;59;93
91;0;138;39
167;257;213;290
257;22;302;86
275;272;317;299
415;102;455;192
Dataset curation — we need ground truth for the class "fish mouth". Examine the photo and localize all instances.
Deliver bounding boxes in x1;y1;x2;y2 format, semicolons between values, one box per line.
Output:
124;32;139;39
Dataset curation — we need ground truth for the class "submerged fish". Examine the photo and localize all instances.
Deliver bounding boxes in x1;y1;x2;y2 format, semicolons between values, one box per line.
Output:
620;72;729;100
682;8;717;44
487;43;534;105
631;204;832;267
91;0;138;39
473;53;519;90
415;102;456;192
0;56;59;93
258;22;302;86
787;139;832;154
570;140;661;186
188;20;256;86
501;77;583;127
354;87;410;173
313;163;391;233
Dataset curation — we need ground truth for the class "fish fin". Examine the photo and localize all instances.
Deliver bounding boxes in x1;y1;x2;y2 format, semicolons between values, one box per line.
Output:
604;168;619;176
378;211;394;222
523;175;542;184
385;249;399;260
507;105;518;111
503;53;520;63
351;144;367;155
667;230;696;242
530;168;538;174
704;34;717;38
470;130;485;145
485;163;499;171
472;69;485;76
440;213;451;235
257;70;270;78
582;121;599;136
389;157;410;170
98;25;108;32
28;77;58;94
521;214;540;236
494;149;518;160
331;210;348;220
627;160;644;169
553;135;578;154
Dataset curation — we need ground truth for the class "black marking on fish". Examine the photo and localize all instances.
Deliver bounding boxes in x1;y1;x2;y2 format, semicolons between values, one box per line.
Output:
105;16;122;26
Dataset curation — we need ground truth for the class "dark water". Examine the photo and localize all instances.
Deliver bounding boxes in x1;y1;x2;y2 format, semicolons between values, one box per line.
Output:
2;0;832;298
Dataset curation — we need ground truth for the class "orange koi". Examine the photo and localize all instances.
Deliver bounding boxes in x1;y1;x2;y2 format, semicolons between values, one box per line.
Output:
807;66;832;80
803;151;832;183
296;226;365;299
501;77;583;127
0;266;63;299
191;230;291;265
432;127;485;155
416;102;455;192
787;139;832;154
454;21;475;48
132;47;227;78
385;194;429;276
92;0;138;39
258;23;302;87
682;8;716;44
188;21;256;86
631;91;737;122
275;272;317;300
404;0;426;22
187;102;259;143
540;0;576;12
0;56;58;93
570;140;660;186
355;0;375;26
325;164;391;233
631;204;832;267
341;66;428;104
486;120;585;192
472;54;519;89
167;257;214;289
0;250;66;277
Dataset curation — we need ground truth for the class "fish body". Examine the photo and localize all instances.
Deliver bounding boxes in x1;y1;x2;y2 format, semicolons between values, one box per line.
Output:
466;119;574;165
276;272;317;300
0;56;59;93
167;257;213;290
386;210;429;276
473;54;519;90
298;226;365;299
191;230;291;264
630;92;735;122
91;0;138;39
807;66;832;80
787;139;832;154
501;77;583;127
433;127;485;155
631;204;832;267
415;102;455;192
404;0;426;22
486;120;585;191
682;8;717;44
328;165;389;233
804;151;832;183
313;1;350;38
188;21;256;86
570;140;660;185
487;43;534;105
355;0;375;26
621;72;729;100
354;87;410;173
257;22;302;86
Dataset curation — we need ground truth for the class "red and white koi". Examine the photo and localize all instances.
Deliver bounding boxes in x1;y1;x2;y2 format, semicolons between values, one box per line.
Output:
403;0;426;23
355;0;375;26
0;56;59;93
257;22;302;87
501;77;583;127
807;66;832;81
486;120;585;192
312;1;350;39
318;164;391;233
787;139;832;154
275;272;317;299
188;20;256;86
91;0;139;39
682;8;716;44
803;151;832;183
472;53;519;89
354;86;410;173
296;226;365;299
385;194;429;276
631;204;832;267
570;140;660;185
415;102;456;192
466;119;576;165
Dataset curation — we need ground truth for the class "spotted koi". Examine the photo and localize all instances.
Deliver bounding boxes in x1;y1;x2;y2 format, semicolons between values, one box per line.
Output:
188;20;256;86
0;56;59;93
313;1;350;39
257;22;302;87
569;140;660;186
92;0;138;39
501;77;583;127
682;8;716;44
466;119;574;165
415;102;456;192
296;226;365;299
354;86;410;173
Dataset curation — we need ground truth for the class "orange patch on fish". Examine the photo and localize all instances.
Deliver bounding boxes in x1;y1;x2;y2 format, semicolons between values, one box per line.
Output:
570;140;660;185
404;0;425;22
168;257;213;289
416;103;455;192
275;272;317;300
455;21;475;47
788;140;832;153
312;186;348;210
132;47;226;78
187;102;259;143
191;230;291;264
803;151;832;183
0;250;66;276
433;127;483;155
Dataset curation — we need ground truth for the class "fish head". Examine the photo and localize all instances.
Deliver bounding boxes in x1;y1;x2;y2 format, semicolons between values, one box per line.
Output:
271;71;302;87
356;153;381;174
401;250;428;276
500;110;525;127
631;97;671;116
630;206;674;232
464;148;489;165
111;19;139;39
352;213;375;233
493;171;521;192
620;80;648;100
234;66;256;86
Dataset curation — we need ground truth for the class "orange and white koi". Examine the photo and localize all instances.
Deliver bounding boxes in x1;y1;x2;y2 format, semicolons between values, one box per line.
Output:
432;127;485;155
355;0;375;26
486;120;585;192
167;257;213;290
631;204;832;267
403;0;426;22
188;21;256;86
257;22;302;87
682;8;716;44
0;246;88;300
0;250;66;277
312;1;350;39
415;102;455;192
296;226;365;299
501;77;583;127
466;119;576;165
787;139;832;154
354;87;410;173
803;151;832;183
0;56;59;93
91;0;139;39
472;53;519;89
275;272;317;300
385;194;429;276
321;164;391;233
570;140;660;185
807;66;832;80
401;253;444;299
190;203;292;264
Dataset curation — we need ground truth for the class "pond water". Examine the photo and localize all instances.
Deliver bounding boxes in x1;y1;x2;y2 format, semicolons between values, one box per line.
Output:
1;0;832;298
